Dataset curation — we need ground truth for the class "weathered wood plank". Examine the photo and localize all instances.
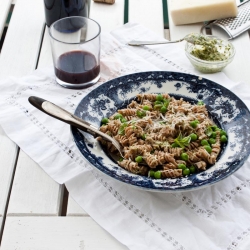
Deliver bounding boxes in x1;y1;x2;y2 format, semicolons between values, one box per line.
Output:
67;196;88;216
0;0;63;217
1;217;128;250
0;0;44;79
129;0;164;37
164;29;170;40
89;0;124;32
7;152;63;216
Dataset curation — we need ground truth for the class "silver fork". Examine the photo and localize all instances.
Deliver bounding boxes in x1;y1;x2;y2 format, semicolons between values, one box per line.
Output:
128;33;202;46
28;96;124;157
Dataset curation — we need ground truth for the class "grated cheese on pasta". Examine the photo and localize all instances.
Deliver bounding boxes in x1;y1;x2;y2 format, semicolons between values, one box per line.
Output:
98;93;227;179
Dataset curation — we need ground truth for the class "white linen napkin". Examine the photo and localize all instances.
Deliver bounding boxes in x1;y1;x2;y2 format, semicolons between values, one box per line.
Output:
0;23;250;250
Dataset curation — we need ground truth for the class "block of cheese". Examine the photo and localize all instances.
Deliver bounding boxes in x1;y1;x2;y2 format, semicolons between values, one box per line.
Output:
170;0;238;26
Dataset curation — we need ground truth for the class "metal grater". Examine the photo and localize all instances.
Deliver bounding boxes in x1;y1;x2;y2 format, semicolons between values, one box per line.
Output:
209;0;250;39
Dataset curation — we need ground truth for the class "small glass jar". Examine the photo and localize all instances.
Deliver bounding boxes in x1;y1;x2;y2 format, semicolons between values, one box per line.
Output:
185;36;235;73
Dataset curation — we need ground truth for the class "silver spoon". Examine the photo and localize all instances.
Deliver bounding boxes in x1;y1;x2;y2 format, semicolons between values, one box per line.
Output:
28;96;124;157
128;33;203;46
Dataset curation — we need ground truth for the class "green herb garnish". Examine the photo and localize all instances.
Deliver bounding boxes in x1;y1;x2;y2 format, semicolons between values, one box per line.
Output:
206;126;213;137
136;110;146;118
118;123;128;135
174;133;191;148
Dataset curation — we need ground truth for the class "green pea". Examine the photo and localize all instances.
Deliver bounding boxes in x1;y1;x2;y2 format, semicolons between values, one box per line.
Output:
141;134;147;140
160;106;167;113
210;132;217;139
149;170;155;178
209;138;216;144
181;153;189;161
136;110;141;117
135;156;143;163
136;110;146;118
101;117;109;124
183;168;190;176
178;164;186;170
120;118;127;123
143;105;150;111
220;130;227;136
171;142;179;148
154;100;163;105
211;125;218;131
189;165;196;174
221;135;228;143
114;114;123;120
154;171;162;179
190;120;199;128
163;99;170;108
215;127;221;131
201;139;209;146
190;121;197;128
197;100;204;106
154;104;163;110
156;94;164;101
118;157;123;162
204;145;212;153
190;133;198;141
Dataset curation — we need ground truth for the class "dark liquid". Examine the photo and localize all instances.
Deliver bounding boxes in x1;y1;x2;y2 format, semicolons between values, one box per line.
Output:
44;0;88;27
55;51;100;84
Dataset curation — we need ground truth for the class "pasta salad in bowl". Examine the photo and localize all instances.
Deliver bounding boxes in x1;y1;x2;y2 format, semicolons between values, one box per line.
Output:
98;93;227;180
71;71;250;192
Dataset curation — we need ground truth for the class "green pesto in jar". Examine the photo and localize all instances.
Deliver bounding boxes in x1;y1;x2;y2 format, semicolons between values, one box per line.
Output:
189;35;231;61
191;62;226;73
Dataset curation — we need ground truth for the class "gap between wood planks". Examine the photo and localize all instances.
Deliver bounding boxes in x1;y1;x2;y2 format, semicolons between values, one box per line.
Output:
0;4;14;53
0;3;17;246
61;186;69;216
0;148;20;246
35;23;46;70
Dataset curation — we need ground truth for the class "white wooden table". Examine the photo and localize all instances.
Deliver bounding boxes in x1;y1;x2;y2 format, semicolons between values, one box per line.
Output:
0;0;249;249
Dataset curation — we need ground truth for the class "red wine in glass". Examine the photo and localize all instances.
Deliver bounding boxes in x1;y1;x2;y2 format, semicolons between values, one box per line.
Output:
55;50;100;85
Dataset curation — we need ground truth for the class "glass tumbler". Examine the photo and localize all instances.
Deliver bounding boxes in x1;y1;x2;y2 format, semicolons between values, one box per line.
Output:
49;17;101;89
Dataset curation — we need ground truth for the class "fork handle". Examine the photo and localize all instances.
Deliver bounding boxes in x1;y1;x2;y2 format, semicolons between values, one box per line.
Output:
128;39;183;46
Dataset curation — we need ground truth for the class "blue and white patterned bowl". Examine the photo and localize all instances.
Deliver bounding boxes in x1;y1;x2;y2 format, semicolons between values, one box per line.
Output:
71;71;250;192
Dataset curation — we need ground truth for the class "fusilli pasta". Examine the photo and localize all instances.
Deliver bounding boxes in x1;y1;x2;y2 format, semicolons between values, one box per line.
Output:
99;93;228;179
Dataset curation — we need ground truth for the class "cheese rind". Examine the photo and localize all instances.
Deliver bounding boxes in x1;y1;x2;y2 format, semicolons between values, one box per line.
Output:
170;0;238;26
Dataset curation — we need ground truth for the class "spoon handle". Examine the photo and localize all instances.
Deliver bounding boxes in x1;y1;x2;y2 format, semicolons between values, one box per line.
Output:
128;39;184;46
28;96;113;142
